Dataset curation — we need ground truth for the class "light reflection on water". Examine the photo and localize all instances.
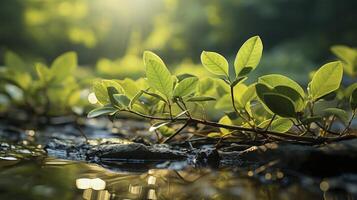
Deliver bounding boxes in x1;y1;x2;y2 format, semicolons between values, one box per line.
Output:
0;157;340;200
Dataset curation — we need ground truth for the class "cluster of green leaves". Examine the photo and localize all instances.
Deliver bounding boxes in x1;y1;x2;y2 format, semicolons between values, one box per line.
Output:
89;36;357;141
331;45;357;78
0;51;84;116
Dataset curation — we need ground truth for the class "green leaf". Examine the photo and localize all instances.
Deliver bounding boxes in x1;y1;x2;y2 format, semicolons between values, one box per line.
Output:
231;76;247;88
107;86;119;106
173;77;198;97
93;80;124;105
35;63;52;83
197;77;215;95
87;106;117;118
263;93;296;118
322;108;349;124
215;94;233;111
270;118;293;133
259;118;293;133
207;132;222;138
144;51;173;98
309;61;343;101
234;36;263;77
239;84;257;107
258;74;305;98
274;85;305;112
344;83;357;99
331;45;357;77
301;116;323;125
158;126;175;137
350;87;357;110
200;51;229;77
50;51;77;82
142;90;167;102
187;96;216;102
117;78;140;99
218;115;233;135
129;90;144;109
255;83;273;102
113;94;131;108
4;51;27;72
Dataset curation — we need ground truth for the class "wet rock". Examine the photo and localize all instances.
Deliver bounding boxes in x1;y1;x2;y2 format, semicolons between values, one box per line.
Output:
87;143;186;161
45;139;187;163
191;147;220;168
223;139;357;176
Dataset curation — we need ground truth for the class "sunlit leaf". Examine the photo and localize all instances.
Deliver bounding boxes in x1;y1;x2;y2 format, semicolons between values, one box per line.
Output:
50;51;77;82
215;94;233;111
158;126;175;137
35;63;52;83
117;78;140;99
309;61;343;101
197;77;215;95
218;115;233;135
129;90;144;109
93;80;123;105
234;36;263;77
239;84;257;107
200;51;229;77
4;51;27;72
331;45;357;77
259;118;293;133
144;51;173;98
173;77;198;97
258;74;305;98
207;132;222;138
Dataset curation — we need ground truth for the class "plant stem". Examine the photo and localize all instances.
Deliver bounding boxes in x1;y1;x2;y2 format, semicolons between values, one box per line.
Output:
167;99;173;120
124;109;356;144
161;120;190;144
264;114;276;131
230;86;253;127
342;109;356;135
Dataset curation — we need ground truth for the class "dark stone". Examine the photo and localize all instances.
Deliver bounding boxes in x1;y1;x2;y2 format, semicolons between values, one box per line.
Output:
191;147;220;168
45;139;187;163
87;143;186;161
221;139;357;177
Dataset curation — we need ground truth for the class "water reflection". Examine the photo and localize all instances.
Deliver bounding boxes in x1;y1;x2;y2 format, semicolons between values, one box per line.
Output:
0;157;355;200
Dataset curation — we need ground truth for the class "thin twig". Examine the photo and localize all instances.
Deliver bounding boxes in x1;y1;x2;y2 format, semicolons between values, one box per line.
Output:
161;120;190;144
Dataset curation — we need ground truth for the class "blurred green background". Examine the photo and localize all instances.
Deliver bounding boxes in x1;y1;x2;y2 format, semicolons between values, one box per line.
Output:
0;0;356;83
